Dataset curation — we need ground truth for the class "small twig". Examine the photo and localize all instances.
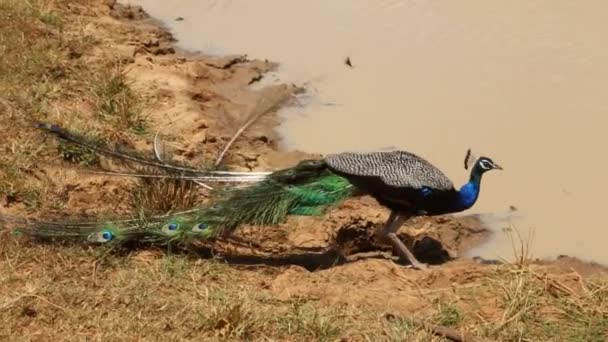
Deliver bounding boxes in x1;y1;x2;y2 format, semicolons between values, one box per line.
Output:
393;270;429;300
531;271;575;297
214;113;262;167
493;308;526;334
92;260;99;287
345;251;395;262
30;294;70;313
153;127;165;163
1;294;70;314
412;318;481;342
190;272;209;300
571;269;593;297
215;94;289;167
91;249;111;288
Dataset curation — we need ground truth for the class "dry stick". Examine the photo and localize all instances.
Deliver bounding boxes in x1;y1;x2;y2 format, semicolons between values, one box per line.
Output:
214;93;291;167
1;294;70;314
412;318;483;342
386;313;483;342
345;251;396;262
91;249;112;288
153;127;165;163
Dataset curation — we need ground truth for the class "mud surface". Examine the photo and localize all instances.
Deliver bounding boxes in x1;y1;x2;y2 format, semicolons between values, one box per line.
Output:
1;2;607;340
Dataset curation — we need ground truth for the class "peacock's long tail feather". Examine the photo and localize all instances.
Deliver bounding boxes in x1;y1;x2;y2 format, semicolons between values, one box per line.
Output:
8;159;357;247
35;122;271;183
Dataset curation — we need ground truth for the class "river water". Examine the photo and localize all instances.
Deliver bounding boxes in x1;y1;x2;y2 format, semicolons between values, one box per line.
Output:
124;0;608;264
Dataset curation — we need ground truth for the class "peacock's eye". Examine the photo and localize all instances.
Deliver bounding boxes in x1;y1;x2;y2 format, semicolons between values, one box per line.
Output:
101;231;113;241
192;223;209;232
88;229;114;243
87;228;116;243
162;222;181;235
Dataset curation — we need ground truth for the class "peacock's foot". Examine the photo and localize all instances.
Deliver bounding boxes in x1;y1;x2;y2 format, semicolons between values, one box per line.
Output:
407;260;429;270
386;232;429;271
446;248;458;259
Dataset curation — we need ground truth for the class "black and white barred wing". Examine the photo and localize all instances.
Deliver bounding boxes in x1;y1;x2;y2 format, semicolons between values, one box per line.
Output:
325;151;454;191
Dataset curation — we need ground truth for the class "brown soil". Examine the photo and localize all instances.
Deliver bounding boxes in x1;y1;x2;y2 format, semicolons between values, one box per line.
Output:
1;1;607;341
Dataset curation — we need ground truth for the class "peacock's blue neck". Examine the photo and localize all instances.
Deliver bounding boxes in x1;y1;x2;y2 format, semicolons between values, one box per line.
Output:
454;170;483;211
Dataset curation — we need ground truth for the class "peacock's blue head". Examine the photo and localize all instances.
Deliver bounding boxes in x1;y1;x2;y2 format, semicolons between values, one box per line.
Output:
455;154;502;210
464;149;502;176
473;156;503;175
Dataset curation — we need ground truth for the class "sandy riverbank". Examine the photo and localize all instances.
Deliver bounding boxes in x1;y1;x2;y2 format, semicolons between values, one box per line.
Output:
1;1;607;340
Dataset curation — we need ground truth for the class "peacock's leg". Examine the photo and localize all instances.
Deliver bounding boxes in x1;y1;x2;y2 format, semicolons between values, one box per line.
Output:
381;211;428;270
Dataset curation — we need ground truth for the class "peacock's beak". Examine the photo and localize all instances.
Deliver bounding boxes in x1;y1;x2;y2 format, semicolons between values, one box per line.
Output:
493;163;503;170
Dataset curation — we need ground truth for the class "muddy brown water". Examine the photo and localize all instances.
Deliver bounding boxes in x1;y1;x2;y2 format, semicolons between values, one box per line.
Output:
124;0;608;264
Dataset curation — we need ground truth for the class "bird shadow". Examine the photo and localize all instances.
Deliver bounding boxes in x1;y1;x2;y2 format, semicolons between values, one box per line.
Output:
188;244;347;271
14;226;458;272
182;229;457;272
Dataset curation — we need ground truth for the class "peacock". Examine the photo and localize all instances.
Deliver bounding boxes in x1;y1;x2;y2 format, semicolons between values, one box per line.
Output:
7;123;502;270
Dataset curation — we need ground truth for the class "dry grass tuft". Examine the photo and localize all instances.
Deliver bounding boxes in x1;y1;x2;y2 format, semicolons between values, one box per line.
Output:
0;0;144;211
276;300;347;340
90;62;146;134
130;178;202;215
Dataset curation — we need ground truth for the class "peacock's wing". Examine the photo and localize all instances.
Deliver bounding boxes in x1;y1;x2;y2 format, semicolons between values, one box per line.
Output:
324;151;455;191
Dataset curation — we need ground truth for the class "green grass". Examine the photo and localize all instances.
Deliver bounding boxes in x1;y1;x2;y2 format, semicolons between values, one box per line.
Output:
276;300;346;340
0;0;77;116
0;0;148;212
2;231;608;341
430;302;463;327
0;0;72;209
90;63;147;134
383;316;441;342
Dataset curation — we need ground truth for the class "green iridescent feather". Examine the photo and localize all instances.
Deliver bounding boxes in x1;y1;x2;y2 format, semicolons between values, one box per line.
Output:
12;160;356;247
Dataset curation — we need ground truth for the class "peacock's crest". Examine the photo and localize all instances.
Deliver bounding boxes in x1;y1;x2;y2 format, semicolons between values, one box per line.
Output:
464;149;479;170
